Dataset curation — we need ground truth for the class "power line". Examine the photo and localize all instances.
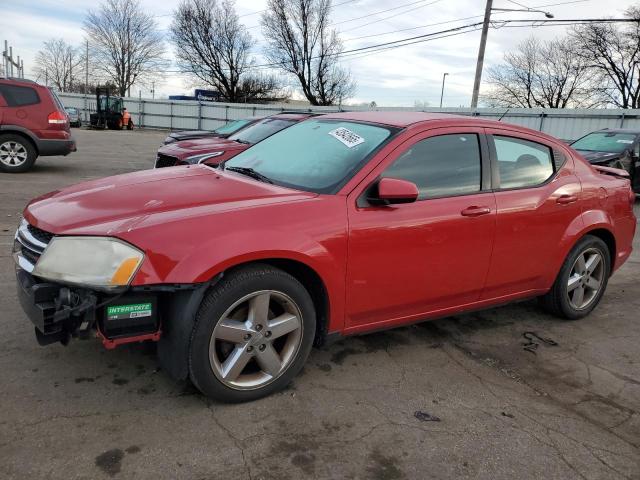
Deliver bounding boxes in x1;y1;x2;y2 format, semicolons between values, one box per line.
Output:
340;0;447;33
162;16;632;74
343;0;588;42
334;0;441;25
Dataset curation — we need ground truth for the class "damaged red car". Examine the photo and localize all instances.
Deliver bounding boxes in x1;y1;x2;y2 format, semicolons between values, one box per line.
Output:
14;112;636;402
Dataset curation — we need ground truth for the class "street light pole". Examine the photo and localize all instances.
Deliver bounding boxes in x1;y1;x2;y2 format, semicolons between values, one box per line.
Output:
440;72;449;108
471;0;493;109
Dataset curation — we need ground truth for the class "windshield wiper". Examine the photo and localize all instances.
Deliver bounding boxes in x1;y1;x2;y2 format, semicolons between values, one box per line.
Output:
225;166;274;184
233;139;251;145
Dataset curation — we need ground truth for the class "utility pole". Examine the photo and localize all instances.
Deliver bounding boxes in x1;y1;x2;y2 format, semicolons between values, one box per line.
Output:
3;41;25;78
85;39;89;122
440;73;449;108
470;3;554;108
471;0;493;109
151;81;155;99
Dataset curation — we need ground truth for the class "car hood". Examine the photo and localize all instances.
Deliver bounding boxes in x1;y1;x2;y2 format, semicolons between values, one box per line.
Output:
170;130;219;139
159;137;247;159
24;165;316;236
575;150;624;164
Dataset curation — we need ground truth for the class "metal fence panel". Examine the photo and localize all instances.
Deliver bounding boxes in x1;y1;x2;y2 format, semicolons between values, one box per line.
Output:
57;92;640;141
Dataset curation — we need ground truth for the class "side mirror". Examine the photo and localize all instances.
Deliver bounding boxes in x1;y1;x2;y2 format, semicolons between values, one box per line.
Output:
376;177;419;204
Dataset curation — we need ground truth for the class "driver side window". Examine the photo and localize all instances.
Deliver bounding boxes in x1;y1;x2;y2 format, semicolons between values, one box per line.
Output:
381;134;482;200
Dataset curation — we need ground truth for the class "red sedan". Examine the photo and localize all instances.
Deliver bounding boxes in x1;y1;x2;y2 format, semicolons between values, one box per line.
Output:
14;112;636;402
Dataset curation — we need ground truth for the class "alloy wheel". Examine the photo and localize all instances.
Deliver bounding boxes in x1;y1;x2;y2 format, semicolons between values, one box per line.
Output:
0;141;28;167
566;248;605;310
208;290;303;390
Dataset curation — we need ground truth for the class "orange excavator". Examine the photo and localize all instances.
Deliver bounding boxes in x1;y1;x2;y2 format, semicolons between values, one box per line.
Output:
89;87;134;130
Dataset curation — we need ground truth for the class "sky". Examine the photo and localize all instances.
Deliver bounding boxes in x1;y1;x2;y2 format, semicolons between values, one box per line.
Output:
1;0;637;106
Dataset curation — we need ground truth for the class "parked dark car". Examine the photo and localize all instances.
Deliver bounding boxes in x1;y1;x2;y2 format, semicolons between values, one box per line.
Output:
0;77;76;173
14;112;636;402
163;117;263;145
155;113;318;168
571;128;640;192
65;107;81;127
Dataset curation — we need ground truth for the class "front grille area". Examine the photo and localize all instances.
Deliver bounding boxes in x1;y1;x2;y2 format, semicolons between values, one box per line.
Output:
14;220;53;271
155;153;180;168
27;223;54;244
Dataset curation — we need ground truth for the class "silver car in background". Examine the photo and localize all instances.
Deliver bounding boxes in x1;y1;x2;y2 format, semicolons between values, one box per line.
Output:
65;107;81;128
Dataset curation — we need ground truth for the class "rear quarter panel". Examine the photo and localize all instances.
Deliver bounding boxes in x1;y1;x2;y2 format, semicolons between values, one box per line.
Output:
573;156;636;272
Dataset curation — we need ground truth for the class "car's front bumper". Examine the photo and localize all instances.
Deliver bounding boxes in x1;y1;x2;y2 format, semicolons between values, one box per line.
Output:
15;266;163;347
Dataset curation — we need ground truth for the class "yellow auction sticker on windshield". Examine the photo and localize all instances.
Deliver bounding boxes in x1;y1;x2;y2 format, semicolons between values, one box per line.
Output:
329;127;365;148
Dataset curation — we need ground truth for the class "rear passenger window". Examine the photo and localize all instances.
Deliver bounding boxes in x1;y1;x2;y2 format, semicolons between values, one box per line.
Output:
382;134;481;199
0;84;40;107
493;136;554;189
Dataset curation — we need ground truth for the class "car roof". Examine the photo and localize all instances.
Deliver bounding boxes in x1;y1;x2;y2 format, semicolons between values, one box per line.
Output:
315;111;558;138
267;112;322;120
0;77;38;85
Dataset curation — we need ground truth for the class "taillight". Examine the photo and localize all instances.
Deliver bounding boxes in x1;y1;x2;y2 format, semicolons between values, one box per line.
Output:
48;111;67;125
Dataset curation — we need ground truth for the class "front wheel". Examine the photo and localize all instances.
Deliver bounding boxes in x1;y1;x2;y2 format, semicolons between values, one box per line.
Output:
126;120;134;130
189;265;316;402
540;235;611;320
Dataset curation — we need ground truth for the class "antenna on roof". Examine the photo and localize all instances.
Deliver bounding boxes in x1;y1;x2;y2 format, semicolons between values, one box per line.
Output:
498;108;510;122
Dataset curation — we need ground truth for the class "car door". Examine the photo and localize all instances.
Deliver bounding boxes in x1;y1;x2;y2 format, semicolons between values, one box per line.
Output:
481;128;582;299
345;127;496;331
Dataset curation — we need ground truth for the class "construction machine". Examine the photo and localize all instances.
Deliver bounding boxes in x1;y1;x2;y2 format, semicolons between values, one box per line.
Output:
89;88;133;130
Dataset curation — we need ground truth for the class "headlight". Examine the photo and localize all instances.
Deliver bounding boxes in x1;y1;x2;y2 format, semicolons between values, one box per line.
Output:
185;151;224;164
33;237;144;289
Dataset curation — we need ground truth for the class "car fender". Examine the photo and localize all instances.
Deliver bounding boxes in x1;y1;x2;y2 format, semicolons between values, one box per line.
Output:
542;208;615;286
131;225;347;333
0;125;39;151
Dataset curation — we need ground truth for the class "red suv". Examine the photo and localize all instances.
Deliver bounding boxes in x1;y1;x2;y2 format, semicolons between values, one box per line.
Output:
0;77;76;173
155;112;316;168
14;112;636;402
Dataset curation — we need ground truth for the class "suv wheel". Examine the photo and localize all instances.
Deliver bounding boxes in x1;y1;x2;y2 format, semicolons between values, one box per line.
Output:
0;134;36;173
189;265;316;402
540;235;610;320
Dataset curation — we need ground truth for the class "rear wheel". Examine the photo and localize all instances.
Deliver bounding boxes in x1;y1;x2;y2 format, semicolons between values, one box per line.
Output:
0;134;37;173
189;265;316;402
540;235;610;320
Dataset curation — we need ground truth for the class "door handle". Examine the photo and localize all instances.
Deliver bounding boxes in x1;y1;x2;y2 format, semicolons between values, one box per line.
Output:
556;194;578;205
461;206;491;217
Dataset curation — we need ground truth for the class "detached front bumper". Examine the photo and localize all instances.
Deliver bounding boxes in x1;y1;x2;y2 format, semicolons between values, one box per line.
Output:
15;267;160;348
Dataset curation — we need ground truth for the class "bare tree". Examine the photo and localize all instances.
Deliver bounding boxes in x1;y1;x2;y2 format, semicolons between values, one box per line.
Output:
570;10;640;108
484;36;598;108
261;0;356;106
84;0;166;97
33;39;85;92
171;0;281;102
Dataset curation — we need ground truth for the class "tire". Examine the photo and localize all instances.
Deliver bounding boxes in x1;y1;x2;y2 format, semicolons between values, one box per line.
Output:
189;264;316;403
0;134;37;173
126;120;134;130
540;235;611;320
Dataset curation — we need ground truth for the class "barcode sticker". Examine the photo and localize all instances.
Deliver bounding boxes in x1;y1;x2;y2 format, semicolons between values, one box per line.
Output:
328;127;365;148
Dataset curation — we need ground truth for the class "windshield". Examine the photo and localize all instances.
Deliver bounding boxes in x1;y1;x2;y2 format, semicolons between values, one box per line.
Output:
229;118;296;144
214;119;252;135
225;119;395;193
571;132;636;153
